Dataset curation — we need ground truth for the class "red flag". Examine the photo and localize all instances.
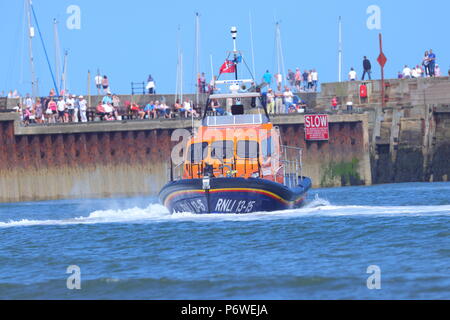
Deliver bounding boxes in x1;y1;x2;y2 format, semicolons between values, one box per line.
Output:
219;60;236;74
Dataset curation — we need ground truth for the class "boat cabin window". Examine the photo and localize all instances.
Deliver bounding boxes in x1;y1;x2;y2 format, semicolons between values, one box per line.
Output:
261;137;273;157
211;141;234;160
189;142;208;163
237;140;259;159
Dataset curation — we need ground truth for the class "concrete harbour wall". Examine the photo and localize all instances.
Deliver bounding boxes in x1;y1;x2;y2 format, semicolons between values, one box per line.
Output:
0;113;371;203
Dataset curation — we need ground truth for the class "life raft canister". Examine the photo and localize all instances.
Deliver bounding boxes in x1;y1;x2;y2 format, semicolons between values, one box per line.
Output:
360;84;368;98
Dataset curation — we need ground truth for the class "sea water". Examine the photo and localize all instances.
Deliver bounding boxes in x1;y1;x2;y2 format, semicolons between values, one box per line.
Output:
0;182;449;300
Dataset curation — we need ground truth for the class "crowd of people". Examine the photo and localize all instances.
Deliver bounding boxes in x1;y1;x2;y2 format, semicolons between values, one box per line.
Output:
13;86;307;126
5;48;450;125
12;90;207;125
259;68;319;93
15;94;90;125
346;50;449;81
397;50;442;79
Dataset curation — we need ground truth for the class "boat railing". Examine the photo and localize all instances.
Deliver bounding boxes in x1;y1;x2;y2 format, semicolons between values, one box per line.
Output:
204;114;269;127
280;145;303;188
169;162;185;181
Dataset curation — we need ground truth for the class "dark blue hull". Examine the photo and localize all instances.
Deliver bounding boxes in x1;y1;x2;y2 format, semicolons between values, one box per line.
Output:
159;177;312;214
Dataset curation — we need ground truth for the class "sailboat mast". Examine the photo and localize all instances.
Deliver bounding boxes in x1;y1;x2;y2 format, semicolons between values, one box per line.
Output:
180;52;183;103
275;22;286;89
339;16;343;82
61;50;68;95
175;26;180;103
25;0;37;97
194;13;200;107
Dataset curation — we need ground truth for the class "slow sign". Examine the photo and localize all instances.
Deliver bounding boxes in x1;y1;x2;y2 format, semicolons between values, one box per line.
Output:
304;114;329;141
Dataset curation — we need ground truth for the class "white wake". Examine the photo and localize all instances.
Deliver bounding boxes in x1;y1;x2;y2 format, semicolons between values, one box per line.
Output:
0;197;449;228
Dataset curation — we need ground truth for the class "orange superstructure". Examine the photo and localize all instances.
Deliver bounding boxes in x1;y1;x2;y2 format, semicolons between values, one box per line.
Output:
183;117;284;184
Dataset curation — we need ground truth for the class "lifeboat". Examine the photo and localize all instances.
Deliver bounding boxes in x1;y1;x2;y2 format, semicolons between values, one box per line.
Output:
159;27;312;214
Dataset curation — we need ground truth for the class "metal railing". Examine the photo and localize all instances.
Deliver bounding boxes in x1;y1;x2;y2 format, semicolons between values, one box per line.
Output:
169;162;185;182
167;144;304;188
280;145;303;188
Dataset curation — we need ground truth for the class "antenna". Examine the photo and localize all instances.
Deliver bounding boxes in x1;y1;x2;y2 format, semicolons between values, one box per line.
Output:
275;22;286;89
210;54;214;82
25;0;37;97
249;11;256;80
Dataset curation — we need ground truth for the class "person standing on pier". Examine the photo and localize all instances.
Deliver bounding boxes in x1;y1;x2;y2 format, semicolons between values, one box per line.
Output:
57;96;66;123
199;73;206;94
146;75;155;94
348;68;357;81
95;72;102;95
79;96;88;123
428;49;436;77
287;69;295;88
66;94;76;122
362;56;372;80
102;76;110;94
311;69;319;92
422;51;430;77
263;70;272;89
294;68;301;92
267;88;275;114
302;70;309;91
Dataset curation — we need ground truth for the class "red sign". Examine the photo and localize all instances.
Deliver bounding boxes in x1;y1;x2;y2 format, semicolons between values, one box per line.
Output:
377;52;387;68
305;115;329;141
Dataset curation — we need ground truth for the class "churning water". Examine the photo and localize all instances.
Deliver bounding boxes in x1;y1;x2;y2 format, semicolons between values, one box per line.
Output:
0;182;449;299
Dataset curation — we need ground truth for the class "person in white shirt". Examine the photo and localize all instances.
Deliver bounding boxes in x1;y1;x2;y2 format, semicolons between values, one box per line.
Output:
103;102;113;114
57;97;66;123
415;65;423;78
283;87;294;113
311;69;319;92
403;65;411;79
24;95;33;109
66;94;76;122
94;73;102;94
78;96;88;123
348;68;357;81
183;98;198;117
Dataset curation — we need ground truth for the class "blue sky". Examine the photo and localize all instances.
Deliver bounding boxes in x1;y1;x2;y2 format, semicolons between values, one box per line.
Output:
0;0;448;96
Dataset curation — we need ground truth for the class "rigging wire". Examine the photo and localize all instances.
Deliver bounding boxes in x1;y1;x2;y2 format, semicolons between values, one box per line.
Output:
30;2;59;94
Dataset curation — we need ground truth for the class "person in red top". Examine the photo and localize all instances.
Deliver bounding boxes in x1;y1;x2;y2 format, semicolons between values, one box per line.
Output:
331;96;338;111
96;101;106;120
